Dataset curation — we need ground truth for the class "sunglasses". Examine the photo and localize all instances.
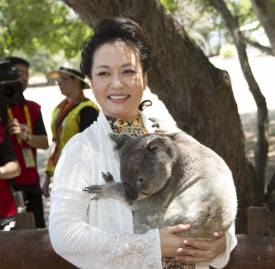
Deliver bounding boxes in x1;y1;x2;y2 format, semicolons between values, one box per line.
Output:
56;77;72;84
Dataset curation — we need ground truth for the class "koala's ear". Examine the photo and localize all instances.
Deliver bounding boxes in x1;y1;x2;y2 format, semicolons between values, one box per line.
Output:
147;137;168;152
109;133;132;150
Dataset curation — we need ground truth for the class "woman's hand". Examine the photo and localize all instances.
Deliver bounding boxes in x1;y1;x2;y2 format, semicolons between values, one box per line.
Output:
175;230;226;264
159;224;192;257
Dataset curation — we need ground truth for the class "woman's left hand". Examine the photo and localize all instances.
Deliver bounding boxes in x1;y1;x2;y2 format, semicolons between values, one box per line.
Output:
175;230;226;264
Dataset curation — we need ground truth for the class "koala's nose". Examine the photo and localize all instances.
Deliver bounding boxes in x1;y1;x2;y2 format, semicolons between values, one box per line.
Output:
123;183;138;200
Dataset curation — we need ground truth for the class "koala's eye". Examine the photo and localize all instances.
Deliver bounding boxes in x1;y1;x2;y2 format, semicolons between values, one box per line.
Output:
138;178;144;182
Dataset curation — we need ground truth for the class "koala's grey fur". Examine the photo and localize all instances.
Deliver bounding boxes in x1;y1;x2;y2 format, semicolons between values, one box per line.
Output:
84;119;237;238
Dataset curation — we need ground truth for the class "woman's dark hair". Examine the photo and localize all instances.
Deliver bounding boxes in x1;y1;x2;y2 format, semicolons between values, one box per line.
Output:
80;17;152;79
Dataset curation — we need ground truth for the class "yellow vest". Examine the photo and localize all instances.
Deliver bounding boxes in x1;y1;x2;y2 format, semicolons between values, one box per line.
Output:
46;99;99;175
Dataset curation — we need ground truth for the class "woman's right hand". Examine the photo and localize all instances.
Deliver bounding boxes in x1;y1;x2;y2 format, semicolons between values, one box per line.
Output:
160;224;192;257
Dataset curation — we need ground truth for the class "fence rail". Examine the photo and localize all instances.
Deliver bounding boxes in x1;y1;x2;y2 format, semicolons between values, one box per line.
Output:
0;207;274;269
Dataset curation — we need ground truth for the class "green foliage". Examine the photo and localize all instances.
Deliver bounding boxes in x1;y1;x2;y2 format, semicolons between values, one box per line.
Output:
162;0;263;56
159;0;179;15
0;0;90;60
0;0;269;70
219;43;237;57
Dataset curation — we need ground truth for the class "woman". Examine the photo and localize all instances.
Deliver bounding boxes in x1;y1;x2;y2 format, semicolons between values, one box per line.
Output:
49;17;237;269
42;62;99;197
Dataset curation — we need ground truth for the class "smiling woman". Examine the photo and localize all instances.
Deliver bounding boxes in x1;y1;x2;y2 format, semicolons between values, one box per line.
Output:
48;17;236;269
90;41;147;122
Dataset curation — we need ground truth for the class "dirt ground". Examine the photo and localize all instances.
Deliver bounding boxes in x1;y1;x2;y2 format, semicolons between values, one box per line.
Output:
25;55;275;228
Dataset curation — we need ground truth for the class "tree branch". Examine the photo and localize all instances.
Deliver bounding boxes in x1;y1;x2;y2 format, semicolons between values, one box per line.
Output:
244;37;274;56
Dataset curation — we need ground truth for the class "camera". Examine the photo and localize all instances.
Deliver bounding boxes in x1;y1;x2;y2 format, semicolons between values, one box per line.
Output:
0;60;26;126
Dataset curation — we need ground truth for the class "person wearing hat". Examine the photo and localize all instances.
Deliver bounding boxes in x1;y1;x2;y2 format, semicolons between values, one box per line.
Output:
42;62;99;198
4;56;49;228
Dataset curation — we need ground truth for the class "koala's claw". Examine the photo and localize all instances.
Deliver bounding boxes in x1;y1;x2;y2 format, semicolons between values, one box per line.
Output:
83;185;103;200
149;117;167;133
83;172;122;202
150;117;179;134
149;117;159;128
102;172;114;183
83;185;102;194
90;194;100;201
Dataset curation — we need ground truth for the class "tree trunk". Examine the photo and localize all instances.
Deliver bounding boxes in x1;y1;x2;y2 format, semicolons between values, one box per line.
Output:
265;169;275;233
62;0;262;233
251;0;275;56
211;0;269;201
251;1;275;222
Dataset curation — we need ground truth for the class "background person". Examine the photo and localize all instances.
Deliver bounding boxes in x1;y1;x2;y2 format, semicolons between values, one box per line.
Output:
4;56;49;228
0;125;21;229
49;17;237;269
42;62;99;198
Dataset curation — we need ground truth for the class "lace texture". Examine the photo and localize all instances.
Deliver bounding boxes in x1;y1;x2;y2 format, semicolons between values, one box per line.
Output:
101;230;161;268
162;258;195;269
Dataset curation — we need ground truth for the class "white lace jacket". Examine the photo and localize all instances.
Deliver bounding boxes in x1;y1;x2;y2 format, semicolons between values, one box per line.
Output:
49;110;237;269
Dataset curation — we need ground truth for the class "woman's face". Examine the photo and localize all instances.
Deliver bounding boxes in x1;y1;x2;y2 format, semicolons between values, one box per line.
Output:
90;41;147;123
57;75;82;101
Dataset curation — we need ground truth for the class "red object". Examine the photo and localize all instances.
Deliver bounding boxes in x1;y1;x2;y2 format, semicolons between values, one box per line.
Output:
0;125;16;218
9;101;40;185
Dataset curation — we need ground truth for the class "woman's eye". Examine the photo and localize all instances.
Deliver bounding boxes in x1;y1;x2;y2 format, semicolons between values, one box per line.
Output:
98;71;109;76
123;69;136;74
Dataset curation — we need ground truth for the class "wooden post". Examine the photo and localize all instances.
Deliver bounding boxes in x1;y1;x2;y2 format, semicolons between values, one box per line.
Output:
247;206;270;236
225;206;275;268
0;229;77;269
14;212;36;230
224;234;275;268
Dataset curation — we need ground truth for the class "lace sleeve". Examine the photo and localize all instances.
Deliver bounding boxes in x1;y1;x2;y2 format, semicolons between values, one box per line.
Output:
209;223;237;268
101;229;162;268
50;209;162;269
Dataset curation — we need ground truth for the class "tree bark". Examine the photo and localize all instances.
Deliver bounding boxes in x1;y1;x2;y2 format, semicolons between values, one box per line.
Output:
62;0;262;233
251;0;275;56
265;169;275;231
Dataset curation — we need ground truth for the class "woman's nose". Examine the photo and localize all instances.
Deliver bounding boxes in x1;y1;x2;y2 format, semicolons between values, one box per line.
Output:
110;73;123;90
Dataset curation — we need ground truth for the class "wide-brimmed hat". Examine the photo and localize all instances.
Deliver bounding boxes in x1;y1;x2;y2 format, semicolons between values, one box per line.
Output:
48;61;90;89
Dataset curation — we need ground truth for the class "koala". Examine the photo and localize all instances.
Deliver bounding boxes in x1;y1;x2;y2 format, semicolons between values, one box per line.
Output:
83;119;237;238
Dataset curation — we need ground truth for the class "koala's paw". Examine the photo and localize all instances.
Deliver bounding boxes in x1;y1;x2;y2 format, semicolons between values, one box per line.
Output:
149;117;180;134
83;172;123;201
101;172;114;183
149;117;169;133
82;185;104;200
